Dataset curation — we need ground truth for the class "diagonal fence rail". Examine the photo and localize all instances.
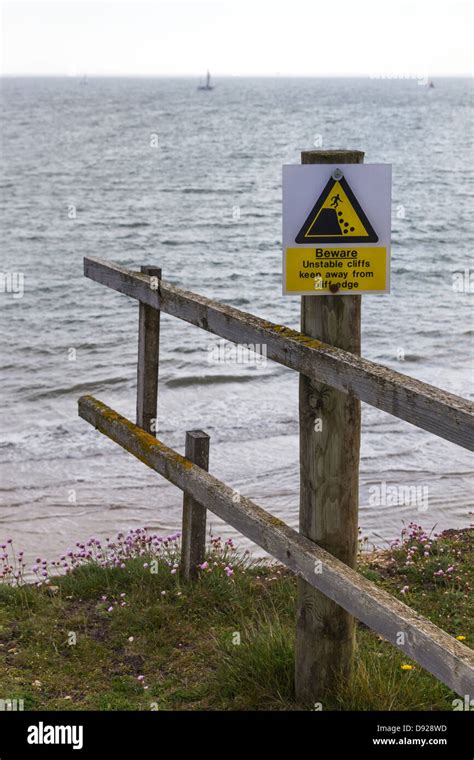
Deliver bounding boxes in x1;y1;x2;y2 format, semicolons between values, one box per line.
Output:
79;395;474;697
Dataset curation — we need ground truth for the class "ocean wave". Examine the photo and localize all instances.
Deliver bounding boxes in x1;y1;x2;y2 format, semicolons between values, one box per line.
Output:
166;373;259;388
29;376;127;400
181;188;213;194
116;222;151;228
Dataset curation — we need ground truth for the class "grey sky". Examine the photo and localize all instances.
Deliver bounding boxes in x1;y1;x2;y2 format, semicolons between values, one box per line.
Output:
1;0;472;76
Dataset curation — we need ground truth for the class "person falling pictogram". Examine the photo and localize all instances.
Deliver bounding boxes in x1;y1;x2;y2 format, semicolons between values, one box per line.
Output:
330;194;342;209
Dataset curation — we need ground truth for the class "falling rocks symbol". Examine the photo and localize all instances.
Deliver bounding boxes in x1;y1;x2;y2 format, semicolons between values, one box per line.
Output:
295;174;379;244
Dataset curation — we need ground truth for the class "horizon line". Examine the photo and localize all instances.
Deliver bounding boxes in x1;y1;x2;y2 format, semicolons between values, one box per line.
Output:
1;72;472;79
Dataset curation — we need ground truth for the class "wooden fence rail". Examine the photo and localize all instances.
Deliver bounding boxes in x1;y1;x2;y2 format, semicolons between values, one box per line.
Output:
84;256;474;451
78;394;474;697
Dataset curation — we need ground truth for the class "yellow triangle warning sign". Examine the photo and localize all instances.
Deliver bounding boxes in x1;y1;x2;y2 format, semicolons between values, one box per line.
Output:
296;175;378;244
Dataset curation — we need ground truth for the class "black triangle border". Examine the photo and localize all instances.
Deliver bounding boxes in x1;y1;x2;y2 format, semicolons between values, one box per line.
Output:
295;175;379;244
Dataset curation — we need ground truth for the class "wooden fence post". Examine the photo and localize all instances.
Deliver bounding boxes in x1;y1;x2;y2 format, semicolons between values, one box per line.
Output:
136;265;161;435
181;430;210;581
295;149;364;703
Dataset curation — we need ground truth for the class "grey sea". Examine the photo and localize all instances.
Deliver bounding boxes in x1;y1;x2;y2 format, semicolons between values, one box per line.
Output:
0;76;473;566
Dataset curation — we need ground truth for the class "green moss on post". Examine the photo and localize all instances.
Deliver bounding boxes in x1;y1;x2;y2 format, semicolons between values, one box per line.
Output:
180;430;210;581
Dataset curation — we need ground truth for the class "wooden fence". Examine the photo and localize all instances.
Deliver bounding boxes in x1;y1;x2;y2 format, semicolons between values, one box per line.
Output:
78;253;474;702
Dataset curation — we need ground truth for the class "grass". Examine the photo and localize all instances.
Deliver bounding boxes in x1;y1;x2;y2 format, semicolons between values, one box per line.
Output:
0;526;472;711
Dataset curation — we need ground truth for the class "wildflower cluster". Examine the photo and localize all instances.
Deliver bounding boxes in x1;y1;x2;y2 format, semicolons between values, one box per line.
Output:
389;522;435;566
387;522;467;592
100;592;128;613
198;536;237;577
28;529;181;585
0;538;27;585
0;529;248;588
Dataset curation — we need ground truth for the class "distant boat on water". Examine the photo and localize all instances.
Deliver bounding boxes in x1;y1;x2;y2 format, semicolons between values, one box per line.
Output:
197;71;214;91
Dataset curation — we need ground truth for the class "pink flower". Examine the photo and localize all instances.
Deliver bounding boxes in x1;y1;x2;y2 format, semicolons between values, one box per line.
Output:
199;561;209;570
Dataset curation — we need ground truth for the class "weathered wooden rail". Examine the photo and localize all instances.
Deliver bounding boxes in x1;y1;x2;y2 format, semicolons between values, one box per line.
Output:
84;257;473;451
79;254;474;702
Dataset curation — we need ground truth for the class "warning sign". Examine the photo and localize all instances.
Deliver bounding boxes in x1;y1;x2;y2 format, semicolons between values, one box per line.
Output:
296;175;378;244
283;164;391;295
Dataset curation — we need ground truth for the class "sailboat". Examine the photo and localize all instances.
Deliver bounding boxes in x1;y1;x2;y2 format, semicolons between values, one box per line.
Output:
197;71;214;91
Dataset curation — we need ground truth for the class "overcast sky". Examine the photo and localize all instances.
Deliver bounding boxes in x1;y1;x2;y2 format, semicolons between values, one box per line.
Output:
1;0;472;76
